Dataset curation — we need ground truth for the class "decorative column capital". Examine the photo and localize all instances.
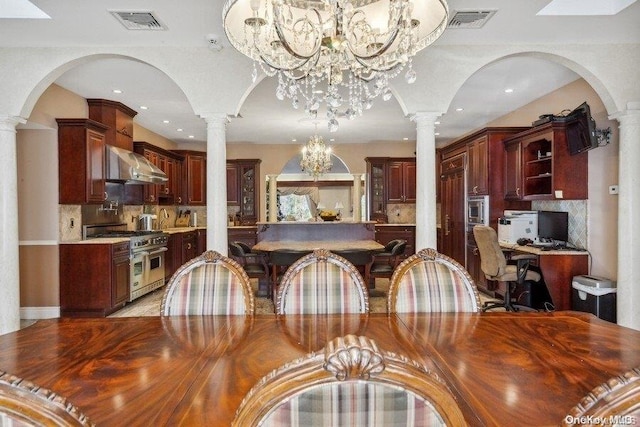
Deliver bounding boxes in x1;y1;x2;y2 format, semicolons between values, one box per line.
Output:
201;113;229;129
0;116;26;132
411;112;442;130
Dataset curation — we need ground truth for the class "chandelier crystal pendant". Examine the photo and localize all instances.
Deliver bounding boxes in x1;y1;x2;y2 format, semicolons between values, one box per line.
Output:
223;0;449;132
300;131;333;179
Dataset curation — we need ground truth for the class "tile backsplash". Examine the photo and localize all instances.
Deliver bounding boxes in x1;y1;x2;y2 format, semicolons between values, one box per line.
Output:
531;200;587;248
386;203;416;224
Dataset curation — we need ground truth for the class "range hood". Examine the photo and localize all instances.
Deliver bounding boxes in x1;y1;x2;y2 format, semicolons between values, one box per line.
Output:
105;145;168;184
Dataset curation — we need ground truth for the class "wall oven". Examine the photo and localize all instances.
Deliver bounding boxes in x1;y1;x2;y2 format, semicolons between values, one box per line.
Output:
467;195;489;228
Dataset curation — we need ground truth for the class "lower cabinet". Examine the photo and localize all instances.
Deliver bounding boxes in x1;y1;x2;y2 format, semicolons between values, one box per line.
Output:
60;241;130;317
228;226;258;248
466;231;492;295
374;225;416;259
166;230;202;282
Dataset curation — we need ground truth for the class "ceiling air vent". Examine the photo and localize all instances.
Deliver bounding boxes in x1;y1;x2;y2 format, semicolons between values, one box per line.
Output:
110;11;167;31
447;10;497;29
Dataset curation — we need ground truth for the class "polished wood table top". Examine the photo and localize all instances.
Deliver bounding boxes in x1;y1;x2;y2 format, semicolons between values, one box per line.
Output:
252;239;384;252
1;312;639;426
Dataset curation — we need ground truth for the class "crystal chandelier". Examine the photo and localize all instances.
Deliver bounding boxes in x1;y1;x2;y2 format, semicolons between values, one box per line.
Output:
300;131;332;179
223;0;449;132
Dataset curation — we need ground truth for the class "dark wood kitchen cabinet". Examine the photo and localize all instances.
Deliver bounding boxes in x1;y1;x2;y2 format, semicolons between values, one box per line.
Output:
173;150;206;206
182;231;198;263
197;228;207;254
386;159;416;203
87;99;137;150
365;158;388;223
438;153;466;266
134;142;184;205
503;122;588;200
374;225;415;260
60;241;130;317
227;159;261;225
57;118;110;204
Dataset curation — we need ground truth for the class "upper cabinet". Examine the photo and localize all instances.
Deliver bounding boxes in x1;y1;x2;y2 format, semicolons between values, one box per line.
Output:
466;136;488;195
173;150;206;205
503;122;588;201
227;159;261;225
387;159;416;203
87;99;137;150
57;118;110;204
134;142;184;205
365;158;388;223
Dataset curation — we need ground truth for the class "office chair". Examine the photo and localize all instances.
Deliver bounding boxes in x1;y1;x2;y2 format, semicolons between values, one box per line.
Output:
472;225;541;312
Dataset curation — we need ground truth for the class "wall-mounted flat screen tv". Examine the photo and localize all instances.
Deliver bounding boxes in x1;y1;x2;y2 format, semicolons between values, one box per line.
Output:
565;102;598;155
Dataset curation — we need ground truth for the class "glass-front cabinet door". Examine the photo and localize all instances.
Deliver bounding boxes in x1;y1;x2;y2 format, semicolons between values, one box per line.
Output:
366;158;388;223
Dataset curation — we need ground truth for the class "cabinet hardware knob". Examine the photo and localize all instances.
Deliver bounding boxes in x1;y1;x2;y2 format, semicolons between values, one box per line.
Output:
104;192;108;201
516;187;520;196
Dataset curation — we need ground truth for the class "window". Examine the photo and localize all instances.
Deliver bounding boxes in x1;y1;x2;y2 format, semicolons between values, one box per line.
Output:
279;194;313;221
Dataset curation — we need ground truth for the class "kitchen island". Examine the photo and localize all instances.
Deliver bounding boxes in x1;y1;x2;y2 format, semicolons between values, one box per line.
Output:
256;221;377;242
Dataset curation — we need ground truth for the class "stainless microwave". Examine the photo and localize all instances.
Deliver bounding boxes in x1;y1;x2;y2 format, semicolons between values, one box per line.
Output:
467;195;489;226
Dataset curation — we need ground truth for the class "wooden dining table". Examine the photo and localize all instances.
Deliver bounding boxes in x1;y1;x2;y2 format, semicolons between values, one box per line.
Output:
1;312;640;426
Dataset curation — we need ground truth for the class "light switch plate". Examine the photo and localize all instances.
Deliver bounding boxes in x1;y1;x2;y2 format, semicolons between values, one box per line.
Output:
609;185;619;195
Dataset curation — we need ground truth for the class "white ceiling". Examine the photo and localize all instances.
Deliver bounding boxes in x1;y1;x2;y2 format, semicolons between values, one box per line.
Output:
2;0;640;147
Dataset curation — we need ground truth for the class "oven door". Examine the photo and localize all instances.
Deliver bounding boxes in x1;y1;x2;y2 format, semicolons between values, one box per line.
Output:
130;247;168;301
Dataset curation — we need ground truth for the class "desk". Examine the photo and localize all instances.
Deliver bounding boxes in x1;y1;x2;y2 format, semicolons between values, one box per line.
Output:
500;243;589;310
1;313;639;426
252;239;384;252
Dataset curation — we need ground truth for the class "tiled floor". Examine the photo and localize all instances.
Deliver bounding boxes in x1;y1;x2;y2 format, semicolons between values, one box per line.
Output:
109;279;392;317
108;279;500;317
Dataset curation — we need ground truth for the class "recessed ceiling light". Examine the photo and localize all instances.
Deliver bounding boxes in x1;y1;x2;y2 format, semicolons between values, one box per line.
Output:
504;88;514;93
188;135;195;138
329;138;335;142
434;121;441;125
403;137;409;141
455;108;463;112
435;132;440;136
140;105;148;110
177;128;183;132
112;89;122;94
162;120;170;124
292;138;297;142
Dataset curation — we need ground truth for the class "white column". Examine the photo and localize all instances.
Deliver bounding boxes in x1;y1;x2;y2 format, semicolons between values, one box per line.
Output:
204;113;229;255
268;174;278;222
352;173;362;222
0;116;23;335
413;112;442;251
613;103;640;330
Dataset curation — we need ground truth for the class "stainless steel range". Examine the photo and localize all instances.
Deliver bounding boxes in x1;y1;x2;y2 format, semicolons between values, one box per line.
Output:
83;223;168;301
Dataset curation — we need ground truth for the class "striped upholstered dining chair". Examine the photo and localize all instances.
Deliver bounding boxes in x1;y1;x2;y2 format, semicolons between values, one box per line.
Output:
160;250;255;316
0;370;95;426
388;248;481;313
275;249;369;314
232;335;466;426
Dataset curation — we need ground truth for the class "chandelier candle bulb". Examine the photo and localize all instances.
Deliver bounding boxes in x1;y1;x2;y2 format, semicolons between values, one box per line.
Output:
223;0;449;130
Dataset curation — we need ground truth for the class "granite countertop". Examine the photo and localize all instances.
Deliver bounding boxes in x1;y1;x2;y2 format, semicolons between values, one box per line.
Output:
375;223;416;227
61;237;131;245
500;242;588;256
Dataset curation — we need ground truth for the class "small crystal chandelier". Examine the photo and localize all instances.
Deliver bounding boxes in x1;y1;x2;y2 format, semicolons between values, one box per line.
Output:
300;127;332;179
223;0;449;132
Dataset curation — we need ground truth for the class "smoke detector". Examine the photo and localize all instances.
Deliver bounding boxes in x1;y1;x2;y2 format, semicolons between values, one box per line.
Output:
206;34;223;52
447;10;497;29
110;10;167;30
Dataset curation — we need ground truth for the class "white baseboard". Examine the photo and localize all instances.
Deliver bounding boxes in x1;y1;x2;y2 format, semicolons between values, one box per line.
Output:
20;306;60;319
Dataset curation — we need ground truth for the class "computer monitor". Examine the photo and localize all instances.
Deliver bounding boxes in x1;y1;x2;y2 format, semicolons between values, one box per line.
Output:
537;211;569;245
